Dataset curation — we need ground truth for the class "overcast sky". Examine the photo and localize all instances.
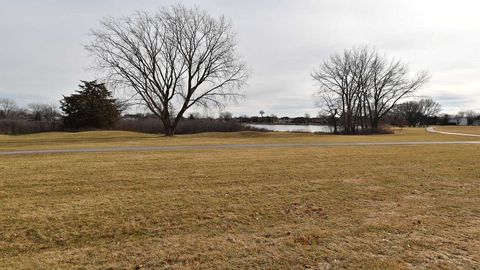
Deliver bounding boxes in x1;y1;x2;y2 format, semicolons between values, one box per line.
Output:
1;0;479;117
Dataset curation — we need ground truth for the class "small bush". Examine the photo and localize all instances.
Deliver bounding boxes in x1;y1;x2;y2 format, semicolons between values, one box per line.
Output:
318;126;394;135
175;119;259;134
114;118;163;134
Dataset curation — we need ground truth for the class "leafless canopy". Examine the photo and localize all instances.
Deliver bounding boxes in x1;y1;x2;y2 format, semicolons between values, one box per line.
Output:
418;98;441;118
394;98;441;127
86;4;248;136
313;47;430;133
0;98;18;119
28;102;58;122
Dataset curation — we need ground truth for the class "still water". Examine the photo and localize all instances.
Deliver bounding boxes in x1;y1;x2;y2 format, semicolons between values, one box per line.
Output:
247;124;332;133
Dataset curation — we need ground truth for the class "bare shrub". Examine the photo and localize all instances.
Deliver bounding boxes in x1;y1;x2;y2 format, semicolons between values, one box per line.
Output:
0;120;59;135
114;118;266;134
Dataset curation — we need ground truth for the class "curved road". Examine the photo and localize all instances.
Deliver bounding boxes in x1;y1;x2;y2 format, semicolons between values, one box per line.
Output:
426;126;480;137
1;140;480;156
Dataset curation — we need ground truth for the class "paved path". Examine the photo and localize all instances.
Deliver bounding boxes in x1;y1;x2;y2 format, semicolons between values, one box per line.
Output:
426;127;480;137
1;140;480;156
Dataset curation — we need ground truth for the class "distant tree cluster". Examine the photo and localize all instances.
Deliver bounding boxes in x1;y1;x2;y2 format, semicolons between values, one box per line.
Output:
0;97;58;123
236;114;325;125
0;98;60;134
0;80;127;134
313;47;430;134
456;110;480;125
392;98;441;127
27;103;59;125
219;111;233;121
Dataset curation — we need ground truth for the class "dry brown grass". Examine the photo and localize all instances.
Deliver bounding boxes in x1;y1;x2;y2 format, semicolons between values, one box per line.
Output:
435;126;480;135
0;127;478;152
1;133;479;269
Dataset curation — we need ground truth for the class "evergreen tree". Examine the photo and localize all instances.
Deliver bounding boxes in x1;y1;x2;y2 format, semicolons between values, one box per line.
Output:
60;81;120;129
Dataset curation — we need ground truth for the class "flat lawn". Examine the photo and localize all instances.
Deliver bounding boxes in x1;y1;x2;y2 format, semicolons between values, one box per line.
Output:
435;125;480;135
0;127;478;152
0;130;479;269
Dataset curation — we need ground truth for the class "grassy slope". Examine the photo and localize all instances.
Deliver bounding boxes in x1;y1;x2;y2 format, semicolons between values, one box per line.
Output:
0;127;479;152
0;130;479;269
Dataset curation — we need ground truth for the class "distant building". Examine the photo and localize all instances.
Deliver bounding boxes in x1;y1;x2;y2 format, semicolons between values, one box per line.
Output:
448;117;468;125
278;117;292;124
458;118;468;125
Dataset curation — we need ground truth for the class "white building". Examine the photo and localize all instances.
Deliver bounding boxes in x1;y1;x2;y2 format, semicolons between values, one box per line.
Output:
448;118;468;125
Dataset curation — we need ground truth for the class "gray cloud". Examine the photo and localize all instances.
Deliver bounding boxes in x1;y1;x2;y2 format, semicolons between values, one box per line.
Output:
0;0;479;116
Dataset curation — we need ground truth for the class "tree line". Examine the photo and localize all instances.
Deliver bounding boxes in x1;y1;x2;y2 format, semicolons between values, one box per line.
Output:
0;98;58;124
84;4;435;136
2;4;476;136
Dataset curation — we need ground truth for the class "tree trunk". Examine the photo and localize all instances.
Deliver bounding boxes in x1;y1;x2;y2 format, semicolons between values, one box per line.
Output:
164;125;175;136
162;117;176;137
371;118;379;130
332;116;338;134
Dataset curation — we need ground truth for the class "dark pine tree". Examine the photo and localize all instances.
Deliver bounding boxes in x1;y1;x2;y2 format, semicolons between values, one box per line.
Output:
60;81;120;129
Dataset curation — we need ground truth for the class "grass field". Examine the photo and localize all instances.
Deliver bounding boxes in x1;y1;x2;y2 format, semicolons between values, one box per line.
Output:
435;125;480;135
1;128;480;269
0;127;479;152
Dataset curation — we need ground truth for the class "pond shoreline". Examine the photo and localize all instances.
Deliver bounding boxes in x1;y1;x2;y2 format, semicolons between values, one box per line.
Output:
245;123;332;133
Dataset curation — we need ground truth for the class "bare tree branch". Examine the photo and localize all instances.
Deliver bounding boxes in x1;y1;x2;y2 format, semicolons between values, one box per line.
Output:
86;4;248;136
313;46;430;134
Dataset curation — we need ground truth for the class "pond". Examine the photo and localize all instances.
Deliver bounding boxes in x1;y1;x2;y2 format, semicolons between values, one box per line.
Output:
246;124;332;133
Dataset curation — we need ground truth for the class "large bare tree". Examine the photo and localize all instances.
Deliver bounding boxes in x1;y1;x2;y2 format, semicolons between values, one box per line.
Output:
366;52;430;129
86;5;248;136
313;47;430;133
